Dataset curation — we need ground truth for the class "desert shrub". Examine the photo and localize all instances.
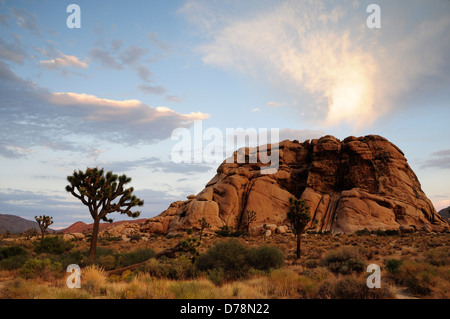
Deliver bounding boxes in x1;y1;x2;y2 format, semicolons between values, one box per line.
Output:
0;246;29;270
215;226;245;237
424;247;450;266
117;248;155;268
305;259;319;269
143;256;196;280
196;239;249;280
322;246;366;275
98;255;116;270
0;254;29;270
33;236;73;254
332;277;365;299
355;228;371;236
404;276;431;296
247;245;284;271
0;246;28;259
208;267;225;286
18;257;62;280
385;258;403;275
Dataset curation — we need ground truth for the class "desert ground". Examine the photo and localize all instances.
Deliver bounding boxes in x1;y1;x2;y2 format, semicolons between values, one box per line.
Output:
0;229;449;299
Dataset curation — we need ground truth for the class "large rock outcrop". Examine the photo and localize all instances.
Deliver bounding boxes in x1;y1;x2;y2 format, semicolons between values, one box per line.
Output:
142;135;449;234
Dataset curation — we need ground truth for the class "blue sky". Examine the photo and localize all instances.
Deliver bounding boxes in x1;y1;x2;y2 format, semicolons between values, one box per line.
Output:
0;0;449;229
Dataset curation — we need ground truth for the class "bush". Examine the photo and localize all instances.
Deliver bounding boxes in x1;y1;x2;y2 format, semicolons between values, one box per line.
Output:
19;258;62;280
247;245;284;271
385;259;403;275
322;246;366;275
196;239;250;280
196;239;284;282
0;254;29;270
117;248;155;268
0;246;28;260
33;236;73;254
424;248;450;266
215;226;245;237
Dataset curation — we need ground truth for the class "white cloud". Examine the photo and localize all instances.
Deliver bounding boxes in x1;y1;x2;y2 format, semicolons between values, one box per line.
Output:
184;0;450;130
40;54;88;70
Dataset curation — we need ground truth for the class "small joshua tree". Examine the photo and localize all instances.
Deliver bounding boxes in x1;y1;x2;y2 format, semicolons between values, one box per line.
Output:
287;197;311;260
35;215;53;239
198;217;211;243
66;167;144;260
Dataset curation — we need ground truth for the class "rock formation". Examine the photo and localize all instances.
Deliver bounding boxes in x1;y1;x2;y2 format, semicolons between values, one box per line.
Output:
142;135;449;235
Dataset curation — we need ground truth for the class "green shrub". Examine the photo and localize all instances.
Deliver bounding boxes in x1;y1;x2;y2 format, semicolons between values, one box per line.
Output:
247;245;284;271
196;239;249;280
19;258;62;280
215;226;245;237
117;248;155;268
0;254;29;270
385;258;403;275
355;229;371;236
322;246;366;275
0;246;28;260
33;236;73;254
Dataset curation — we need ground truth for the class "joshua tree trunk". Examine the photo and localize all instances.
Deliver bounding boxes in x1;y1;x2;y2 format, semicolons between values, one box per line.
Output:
89;218;100;261
296;234;301;260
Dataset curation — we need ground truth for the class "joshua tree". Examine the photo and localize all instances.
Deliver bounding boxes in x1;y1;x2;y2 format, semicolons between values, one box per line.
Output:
66;167;144;260
287;197;311;260
35;215;53;239
198;217;211;243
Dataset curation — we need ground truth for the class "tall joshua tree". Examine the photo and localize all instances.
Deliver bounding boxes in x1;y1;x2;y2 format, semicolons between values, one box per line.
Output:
287;197;311;260
66;167;144;260
35;215;53;239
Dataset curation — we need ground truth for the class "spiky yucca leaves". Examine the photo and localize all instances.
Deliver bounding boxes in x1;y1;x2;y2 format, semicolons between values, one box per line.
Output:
287;197;311;260
35;215;53;239
66;167;144;260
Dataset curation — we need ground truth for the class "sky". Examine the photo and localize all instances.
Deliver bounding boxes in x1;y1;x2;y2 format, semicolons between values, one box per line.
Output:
0;0;449;230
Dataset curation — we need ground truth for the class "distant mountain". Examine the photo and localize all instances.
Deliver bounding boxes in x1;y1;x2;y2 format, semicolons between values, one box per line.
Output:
438;206;450;223
59;219;148;234
0;214;40;234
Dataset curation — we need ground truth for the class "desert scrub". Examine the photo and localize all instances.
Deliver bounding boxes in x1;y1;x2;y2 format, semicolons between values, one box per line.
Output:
423;247;450;266
18;257;62;280
247;245;284;271
322;246;366;275
196;239;284;282
0;245;29;270
33;236;73;254
196;239;250;280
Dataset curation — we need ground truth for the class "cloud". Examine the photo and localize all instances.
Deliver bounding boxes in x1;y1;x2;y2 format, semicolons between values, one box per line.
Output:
138;84;167;95
119;45;148;65
267;102;282;108
89;48;123;70
166;95;182;103
40;54;88;70
183;0;450;130
136;65;153;82
9;6;40;35
101;157;214;175
420;149;450;169
0;38;26;64
148;32;171;52
0;61;209;157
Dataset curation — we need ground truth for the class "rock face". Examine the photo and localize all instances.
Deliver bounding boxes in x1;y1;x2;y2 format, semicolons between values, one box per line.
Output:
143;135;449;234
